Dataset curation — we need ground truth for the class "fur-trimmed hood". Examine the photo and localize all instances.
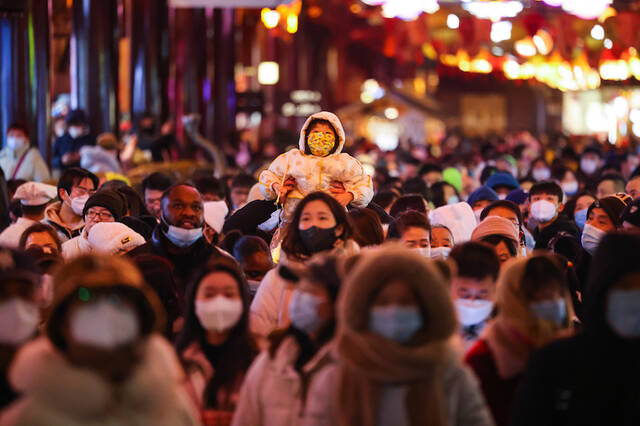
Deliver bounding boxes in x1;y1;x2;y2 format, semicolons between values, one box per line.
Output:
2;335;198;426
298;111;346;155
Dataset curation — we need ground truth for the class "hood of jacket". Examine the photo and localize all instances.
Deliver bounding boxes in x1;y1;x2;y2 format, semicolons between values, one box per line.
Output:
298;111;346;156
44;201;85;232
8;335;187;420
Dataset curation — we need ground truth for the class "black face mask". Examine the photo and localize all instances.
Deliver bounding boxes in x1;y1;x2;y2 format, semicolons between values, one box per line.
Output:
300;226;338;254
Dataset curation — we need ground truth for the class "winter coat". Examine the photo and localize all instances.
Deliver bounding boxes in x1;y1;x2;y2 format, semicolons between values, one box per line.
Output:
249;240;359;346
231;336;335;426
0;145;51;182
303;350;494;426
52;133;96;171
258;112;373;222
0;218;37;248
61;228;91;259
80;145;122;174
43;201;84;243
533;215;580;250
181;342;245;415
127;226;229;298
511;233;640;426
0;335;200;426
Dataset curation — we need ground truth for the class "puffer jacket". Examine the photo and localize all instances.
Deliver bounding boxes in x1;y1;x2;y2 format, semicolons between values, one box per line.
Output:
258;112;373;220
249;240;359;347
61;228;91;259
231;337;335;426
0;335;200;426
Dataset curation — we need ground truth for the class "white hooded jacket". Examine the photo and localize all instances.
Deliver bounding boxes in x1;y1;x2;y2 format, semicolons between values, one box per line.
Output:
259;112;373;213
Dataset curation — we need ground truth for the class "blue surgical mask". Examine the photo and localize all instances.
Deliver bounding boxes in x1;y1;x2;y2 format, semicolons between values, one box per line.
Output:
369;305;423;344
163;216;203;247
574;208;588;230
530;299;566;326
447;195;460;205
606;289;640;339
289;290;323;335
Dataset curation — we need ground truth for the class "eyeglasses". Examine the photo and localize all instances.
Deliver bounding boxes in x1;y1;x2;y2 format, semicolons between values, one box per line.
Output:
85;210;114;220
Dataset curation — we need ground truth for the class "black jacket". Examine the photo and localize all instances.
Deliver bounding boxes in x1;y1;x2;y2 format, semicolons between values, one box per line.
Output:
128;226;228;297
512;233;640;426
52;133;96;170
533;215;580;250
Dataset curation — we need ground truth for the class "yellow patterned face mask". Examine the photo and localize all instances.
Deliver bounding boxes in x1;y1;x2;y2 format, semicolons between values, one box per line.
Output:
307;132;336;157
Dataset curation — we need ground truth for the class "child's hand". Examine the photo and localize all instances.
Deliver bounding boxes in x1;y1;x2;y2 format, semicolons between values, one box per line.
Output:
274;177;296;200
329;181;354;207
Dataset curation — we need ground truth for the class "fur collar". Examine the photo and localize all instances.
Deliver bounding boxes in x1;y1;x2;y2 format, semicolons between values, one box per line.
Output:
9;335;185;420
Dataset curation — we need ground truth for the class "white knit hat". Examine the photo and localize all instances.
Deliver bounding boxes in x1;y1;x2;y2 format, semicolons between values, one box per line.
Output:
13;182;58;206
88;222;146;255
429;202;477;244
203;200;229;234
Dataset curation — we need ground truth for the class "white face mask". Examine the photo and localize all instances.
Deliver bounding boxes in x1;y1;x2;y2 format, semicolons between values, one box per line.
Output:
430;246;451;260
163;217;203;247
530;200;557;222
195;296;243;332
581;223;606;255
497;193;507;200
532;168;551;182
0;298;40;345
607;289;640;338
288;290;324;334
70;297;140;350
474;209;483;224
455;299;494;327
580;158;599;175
561;181;579;196
68;194;89;216
414;246;431;258
447;195;460;205
529;299;566;326
68;126;84;139
6;136;27;151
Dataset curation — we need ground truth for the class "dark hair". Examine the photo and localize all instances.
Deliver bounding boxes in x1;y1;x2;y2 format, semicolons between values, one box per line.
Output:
57;168;99;200
348;208;384;247
304;119;338;156
389;194;427;218
141;172;174;193
597;173;626;193
19;223;62;252
7;121;29;138
116;186;151;217
8;199;21;219
450;242;500;281
372;191;397;210
6;179;26;197
520;255;566;300
175;256;256;409
480;200;523;227
233;235;270;264
528;180;564;202
230;173;256;189
527;156;549;176
481;235;518;257
402;177;430;202
386;210;430;240
20;203;48;217
480;166;498;185
281;192;354;260
195;176;227;200
418;163;442;177
430;181;460;208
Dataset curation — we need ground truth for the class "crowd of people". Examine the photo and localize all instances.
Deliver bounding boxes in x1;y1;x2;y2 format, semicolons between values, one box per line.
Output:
0;108;639;426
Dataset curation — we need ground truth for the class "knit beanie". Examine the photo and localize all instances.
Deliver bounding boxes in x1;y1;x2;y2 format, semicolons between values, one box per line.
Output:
486;172;520;190
471;216;519;245
83;189;128;220
620;198;640;227
467;186;499;208
442;167;462;193
587;195;629;228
